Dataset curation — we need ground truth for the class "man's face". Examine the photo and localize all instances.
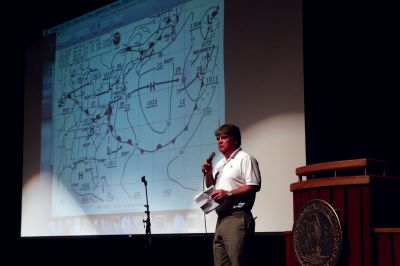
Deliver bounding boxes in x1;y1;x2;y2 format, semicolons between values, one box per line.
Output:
216;133;236;156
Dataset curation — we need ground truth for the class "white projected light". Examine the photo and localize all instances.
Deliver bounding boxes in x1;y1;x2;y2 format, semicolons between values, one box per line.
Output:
49;0;224;235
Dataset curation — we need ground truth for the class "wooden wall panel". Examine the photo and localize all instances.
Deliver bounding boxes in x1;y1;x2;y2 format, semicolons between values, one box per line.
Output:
362;187;372;266
309;189;319;200
346;187;362;265
376;234;393;266
284;232;298;266
331;187;345;225
293;190;309;218
319;187;331;203
373;230;400;266
394;234;400;266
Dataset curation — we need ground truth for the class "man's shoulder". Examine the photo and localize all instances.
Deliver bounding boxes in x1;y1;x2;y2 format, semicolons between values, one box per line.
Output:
236;150;256;160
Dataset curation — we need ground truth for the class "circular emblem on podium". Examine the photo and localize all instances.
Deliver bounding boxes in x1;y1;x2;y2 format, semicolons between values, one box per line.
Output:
292;199;342;266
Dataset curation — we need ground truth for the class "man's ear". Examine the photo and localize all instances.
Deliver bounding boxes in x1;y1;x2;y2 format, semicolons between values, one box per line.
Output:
235;140;240;148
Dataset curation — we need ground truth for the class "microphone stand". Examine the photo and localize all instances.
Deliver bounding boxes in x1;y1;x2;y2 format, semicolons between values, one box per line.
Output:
141;176;151;248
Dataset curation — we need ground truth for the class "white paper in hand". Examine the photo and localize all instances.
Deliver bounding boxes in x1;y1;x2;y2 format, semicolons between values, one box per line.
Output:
194;185;219;214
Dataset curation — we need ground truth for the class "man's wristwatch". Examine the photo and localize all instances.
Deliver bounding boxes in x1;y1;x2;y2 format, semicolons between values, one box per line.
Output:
227;191;233;197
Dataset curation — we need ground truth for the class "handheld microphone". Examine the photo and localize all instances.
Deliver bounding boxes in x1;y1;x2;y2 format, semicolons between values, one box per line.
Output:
202;152;215;175
206;152;215;163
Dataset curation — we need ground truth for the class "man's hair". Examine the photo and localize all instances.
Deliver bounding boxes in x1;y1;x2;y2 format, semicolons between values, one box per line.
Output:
215;124;241;148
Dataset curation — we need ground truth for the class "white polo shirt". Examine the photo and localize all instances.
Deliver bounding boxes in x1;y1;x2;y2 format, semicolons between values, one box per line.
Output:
213;148;261;190
213;148;261;213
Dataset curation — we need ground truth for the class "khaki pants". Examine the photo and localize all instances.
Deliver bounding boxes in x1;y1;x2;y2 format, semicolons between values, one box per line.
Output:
213;210;255;266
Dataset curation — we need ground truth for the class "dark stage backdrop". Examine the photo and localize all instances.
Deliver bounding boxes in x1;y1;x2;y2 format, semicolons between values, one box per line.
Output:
303;1;400;165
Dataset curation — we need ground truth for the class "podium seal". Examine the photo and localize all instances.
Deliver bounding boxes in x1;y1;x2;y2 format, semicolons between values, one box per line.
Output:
292;199;342;266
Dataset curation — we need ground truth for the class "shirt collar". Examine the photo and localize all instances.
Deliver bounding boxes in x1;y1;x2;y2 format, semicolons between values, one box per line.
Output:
223;147;241;162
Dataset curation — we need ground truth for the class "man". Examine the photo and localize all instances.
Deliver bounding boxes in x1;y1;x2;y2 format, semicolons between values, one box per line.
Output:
202;124;261;266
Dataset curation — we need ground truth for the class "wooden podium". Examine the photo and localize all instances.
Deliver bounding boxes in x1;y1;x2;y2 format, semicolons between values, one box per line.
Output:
285;159;400;266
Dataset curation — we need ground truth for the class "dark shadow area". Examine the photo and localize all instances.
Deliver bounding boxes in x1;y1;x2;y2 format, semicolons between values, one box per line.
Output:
8;233;284;265
303;1;400;164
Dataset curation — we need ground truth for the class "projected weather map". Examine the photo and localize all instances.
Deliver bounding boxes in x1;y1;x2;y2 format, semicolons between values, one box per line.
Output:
50;0;224;234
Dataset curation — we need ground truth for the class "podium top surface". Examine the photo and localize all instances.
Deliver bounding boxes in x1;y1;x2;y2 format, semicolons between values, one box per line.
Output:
295;158;388;177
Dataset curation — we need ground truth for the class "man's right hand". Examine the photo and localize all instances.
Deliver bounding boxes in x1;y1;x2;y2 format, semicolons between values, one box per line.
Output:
202;161;212;175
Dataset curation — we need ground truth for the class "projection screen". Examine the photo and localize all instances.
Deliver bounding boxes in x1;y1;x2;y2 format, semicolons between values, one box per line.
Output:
22;0;305;236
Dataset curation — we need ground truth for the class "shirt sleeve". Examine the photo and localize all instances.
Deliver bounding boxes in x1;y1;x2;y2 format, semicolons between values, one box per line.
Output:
242;155;261;187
